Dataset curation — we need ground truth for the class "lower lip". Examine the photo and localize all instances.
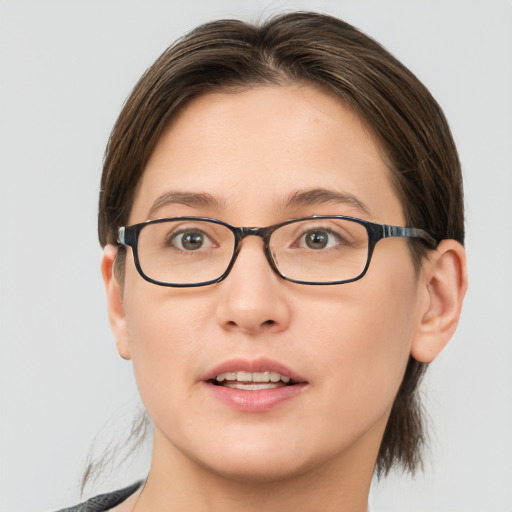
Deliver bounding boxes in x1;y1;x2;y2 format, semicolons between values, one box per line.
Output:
204;382;307;412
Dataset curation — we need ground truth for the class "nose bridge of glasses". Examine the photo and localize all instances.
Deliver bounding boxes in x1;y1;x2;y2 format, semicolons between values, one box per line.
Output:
231;226;278;271
236;226;273;243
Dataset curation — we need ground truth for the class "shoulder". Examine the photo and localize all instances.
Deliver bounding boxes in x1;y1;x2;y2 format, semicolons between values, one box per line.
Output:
54;482;143;512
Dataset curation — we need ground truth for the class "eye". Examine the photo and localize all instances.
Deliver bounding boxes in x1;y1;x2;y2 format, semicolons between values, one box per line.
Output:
300;229;342;250
170;229;213;251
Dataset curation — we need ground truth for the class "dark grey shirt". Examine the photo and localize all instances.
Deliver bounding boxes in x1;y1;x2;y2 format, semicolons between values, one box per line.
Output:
55;482;142;512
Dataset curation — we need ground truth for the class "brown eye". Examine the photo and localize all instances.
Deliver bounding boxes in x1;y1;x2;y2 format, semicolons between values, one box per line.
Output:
172;230;211;251
300;229;342;250
305;230;330;249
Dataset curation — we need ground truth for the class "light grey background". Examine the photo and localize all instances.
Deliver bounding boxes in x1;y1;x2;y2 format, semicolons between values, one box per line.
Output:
1;1;511;511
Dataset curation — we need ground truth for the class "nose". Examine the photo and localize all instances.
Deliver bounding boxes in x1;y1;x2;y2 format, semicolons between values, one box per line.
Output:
215;236;291;335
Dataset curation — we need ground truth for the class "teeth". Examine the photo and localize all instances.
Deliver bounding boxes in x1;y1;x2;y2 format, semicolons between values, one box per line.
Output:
269;371;280;382
224;382;282;390
237;371;252;382
253;371;270;381
215;371;292;384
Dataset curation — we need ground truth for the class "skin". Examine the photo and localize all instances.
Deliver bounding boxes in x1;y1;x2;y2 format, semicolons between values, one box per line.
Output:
102;85;467;512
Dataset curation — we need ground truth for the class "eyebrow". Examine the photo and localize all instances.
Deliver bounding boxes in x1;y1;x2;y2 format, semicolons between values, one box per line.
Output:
148;191;223;218
147;187;371;219
284;188;372;216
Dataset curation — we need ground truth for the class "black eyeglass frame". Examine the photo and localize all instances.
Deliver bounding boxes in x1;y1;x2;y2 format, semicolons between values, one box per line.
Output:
117;215;438;287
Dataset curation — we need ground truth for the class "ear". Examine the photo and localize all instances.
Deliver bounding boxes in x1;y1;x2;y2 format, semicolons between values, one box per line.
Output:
101;245;131;360
411;239;467;363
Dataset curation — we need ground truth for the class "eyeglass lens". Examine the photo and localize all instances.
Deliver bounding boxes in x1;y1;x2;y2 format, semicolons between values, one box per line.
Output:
135;218;370;285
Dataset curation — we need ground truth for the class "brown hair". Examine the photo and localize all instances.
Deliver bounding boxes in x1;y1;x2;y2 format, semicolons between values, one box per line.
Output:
97;11;464;477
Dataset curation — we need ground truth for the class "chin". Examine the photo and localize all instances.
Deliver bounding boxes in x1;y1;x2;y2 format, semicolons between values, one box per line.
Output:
182;433;337;485
199;455;313;484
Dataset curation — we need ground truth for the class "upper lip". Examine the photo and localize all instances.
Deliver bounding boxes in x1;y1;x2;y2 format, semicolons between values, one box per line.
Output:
202;357;307;383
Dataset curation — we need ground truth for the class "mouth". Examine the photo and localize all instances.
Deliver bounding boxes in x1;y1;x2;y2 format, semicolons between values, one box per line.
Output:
203;358;307;412
210;371;294;390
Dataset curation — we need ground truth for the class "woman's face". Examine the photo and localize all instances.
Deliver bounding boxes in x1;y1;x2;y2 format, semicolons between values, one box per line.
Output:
108;85;430;481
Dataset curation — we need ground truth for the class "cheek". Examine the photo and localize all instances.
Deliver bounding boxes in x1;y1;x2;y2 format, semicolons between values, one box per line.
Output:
122;281;215;414
300;258;420;426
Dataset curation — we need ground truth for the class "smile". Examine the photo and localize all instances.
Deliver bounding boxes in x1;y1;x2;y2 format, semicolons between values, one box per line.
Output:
213;371;292;390
203;358;307;411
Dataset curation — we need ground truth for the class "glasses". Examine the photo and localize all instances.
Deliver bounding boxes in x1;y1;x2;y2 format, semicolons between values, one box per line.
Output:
117;216;437;287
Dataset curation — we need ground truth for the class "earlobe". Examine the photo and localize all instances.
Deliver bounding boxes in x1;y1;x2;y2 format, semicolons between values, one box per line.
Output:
101;245;131;360
411;240;467;363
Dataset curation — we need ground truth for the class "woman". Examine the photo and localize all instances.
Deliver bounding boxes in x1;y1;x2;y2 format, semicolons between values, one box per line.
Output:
60;11;466;512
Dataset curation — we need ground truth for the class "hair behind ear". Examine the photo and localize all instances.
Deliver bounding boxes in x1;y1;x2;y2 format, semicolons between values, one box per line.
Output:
377;357;428;477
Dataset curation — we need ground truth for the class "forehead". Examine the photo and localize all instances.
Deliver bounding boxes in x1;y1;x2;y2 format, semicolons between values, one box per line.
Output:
130;85;404;225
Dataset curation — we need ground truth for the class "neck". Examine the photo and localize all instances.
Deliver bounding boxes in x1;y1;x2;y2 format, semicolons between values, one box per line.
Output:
133;426;381;512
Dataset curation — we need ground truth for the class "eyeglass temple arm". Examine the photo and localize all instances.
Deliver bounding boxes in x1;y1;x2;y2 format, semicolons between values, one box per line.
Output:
382;225;437;247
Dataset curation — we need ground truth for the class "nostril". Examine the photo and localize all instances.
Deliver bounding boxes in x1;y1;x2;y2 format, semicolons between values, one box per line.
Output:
228;319;276;327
